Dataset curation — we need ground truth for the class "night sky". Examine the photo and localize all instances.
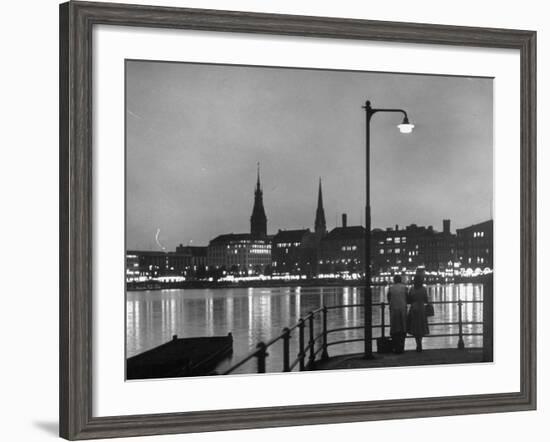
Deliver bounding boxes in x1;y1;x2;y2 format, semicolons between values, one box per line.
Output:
126;60;492;250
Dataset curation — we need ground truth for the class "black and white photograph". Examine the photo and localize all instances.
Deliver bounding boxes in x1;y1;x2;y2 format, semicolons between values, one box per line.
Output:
125;60;494;379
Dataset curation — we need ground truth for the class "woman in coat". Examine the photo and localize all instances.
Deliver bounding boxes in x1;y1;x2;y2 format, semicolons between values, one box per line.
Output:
407;274;430;352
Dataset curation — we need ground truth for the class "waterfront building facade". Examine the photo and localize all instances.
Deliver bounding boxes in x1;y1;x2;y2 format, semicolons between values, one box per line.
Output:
415;221;457;273
456;219;494;269
371;225;410;275
319;215;366;277
371;220;457;281
174;245;208;278
207;234;272;275
271;229;316;276
125;250;197;281
126;252;141;281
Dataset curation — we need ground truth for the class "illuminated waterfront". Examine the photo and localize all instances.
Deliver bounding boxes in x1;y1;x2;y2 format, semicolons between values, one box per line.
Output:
126;283;483;374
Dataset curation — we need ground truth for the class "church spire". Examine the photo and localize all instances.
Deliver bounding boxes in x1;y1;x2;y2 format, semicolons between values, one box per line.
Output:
250;163;267;238
314;177;327;235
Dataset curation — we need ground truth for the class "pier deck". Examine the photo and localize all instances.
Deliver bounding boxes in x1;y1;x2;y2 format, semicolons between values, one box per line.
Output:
127;334;233;380
313;348;484;371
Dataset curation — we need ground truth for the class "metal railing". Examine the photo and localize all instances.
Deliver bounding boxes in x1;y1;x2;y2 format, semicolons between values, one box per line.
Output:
223;297;485;375
223;306;327;374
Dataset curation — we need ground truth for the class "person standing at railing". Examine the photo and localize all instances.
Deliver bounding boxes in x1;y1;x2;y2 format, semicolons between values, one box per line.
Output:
387;274;408;354
407;274;430;352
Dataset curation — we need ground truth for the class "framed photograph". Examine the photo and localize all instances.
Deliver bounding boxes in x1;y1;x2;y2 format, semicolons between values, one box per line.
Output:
59;1;536;439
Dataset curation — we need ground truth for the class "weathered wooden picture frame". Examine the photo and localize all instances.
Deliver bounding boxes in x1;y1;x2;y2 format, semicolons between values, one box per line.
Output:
59;1;536;439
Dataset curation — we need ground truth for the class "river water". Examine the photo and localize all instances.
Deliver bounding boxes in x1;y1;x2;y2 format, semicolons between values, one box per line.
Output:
126;283;483;374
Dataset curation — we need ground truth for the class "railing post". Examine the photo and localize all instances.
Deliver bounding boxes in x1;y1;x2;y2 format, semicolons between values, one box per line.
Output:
380;301;386;338
282;327;291;372
483;279;494;362
321;306;329;360
256;342;268;373
298;318;305;371
308;312;315;368
457;298;465;350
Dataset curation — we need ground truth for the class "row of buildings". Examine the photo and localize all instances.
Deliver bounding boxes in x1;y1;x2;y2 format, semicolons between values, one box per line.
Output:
126;167;493;283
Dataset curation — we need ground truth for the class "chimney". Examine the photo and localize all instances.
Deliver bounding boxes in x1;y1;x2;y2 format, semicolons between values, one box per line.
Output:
342;213;347;228
443;219;451;234
395;224;399;231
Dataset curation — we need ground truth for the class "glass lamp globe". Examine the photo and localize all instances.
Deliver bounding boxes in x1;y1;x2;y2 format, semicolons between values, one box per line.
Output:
397;116;414;134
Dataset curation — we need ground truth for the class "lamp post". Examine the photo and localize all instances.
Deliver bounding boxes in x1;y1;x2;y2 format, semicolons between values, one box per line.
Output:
362;100;414;359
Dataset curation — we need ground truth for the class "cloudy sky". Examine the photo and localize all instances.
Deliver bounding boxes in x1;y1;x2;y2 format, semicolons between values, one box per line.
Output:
126;60;492;250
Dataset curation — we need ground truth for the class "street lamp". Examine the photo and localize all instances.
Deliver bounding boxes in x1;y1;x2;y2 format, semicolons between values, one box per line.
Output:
362;100;413;359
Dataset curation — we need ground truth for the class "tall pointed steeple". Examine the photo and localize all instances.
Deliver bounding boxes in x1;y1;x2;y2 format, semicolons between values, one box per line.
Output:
250;163;267;238
314;177;327;235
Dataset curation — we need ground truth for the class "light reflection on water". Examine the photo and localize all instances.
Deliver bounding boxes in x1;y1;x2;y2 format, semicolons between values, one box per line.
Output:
126;283;483;374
